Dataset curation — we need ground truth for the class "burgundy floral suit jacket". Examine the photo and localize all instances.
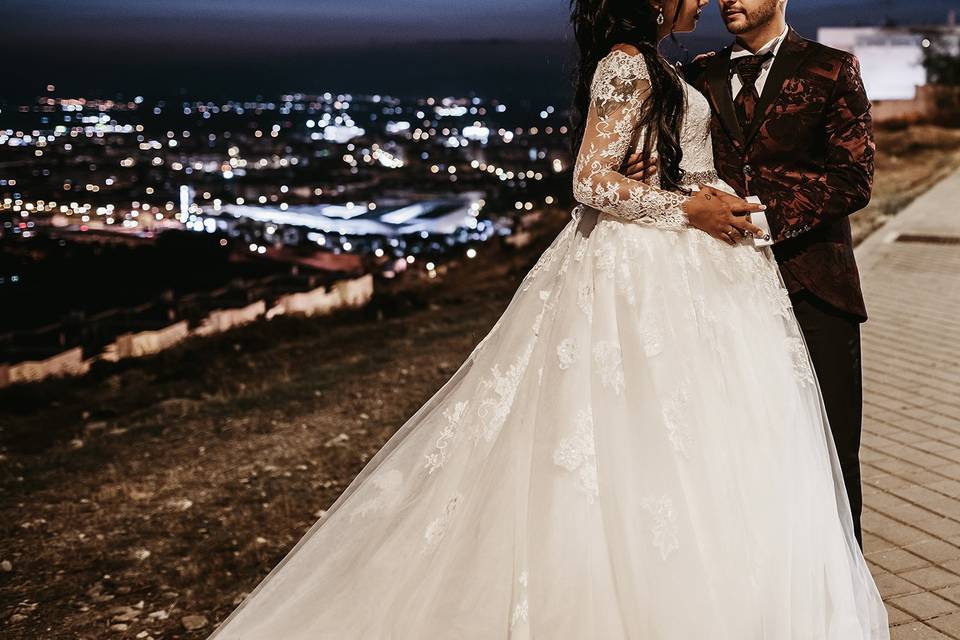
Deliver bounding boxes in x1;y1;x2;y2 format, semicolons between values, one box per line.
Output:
685;28;875;321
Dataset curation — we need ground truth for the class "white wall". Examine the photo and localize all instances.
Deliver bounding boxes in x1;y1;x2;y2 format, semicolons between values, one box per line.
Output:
818;27;927;101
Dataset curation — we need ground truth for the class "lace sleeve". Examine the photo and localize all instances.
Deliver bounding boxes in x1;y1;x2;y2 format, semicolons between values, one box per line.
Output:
573;50;691;230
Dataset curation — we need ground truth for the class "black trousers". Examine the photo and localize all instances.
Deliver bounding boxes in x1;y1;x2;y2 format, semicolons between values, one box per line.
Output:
790;291;864;549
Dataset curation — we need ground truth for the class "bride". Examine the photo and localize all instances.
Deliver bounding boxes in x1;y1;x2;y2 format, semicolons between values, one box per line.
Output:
209;0;889;637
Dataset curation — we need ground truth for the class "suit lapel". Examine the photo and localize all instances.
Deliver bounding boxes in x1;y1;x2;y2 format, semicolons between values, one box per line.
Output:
741;28;812;147
704;45;743;146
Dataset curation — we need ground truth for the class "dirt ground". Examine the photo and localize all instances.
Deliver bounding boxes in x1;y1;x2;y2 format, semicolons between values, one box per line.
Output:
2;125;959;640
851;124;960;243
0;214;572;640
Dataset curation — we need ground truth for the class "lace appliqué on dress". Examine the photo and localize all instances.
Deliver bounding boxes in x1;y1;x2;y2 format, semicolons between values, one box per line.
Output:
511;570;530;629
787;337;816;386
556;338;579;370
593;341;625;395
424;400;469;474
618;257;637;306
642;496;680;560
577;283;594;323
532;290;552;337
423;493;464;552
520;223;575;293
574;234;590;263
553;408;599;503
348;469;404;520
593;236;617;278
663;381;693;456
641;321;664;357
474;340;535;443
475;283;555;443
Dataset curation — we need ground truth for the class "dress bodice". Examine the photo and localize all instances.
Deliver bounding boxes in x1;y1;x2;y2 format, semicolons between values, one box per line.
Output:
673;65;725;189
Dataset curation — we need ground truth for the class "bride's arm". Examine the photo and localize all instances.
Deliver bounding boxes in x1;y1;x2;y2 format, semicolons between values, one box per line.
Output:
572;50;692;231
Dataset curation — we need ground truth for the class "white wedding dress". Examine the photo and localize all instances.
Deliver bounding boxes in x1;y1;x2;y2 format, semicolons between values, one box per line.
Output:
210;50;889;639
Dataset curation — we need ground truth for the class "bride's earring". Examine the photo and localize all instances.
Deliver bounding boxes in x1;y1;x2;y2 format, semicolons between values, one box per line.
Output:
657;6;665;24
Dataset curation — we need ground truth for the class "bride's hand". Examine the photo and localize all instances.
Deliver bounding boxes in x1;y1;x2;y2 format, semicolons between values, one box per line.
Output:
682;185;766;245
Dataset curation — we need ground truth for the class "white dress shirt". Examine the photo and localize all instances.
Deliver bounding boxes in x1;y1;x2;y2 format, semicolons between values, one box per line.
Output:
729;23;790;98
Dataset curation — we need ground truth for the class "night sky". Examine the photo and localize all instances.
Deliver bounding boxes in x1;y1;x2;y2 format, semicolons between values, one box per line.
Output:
3;0;955;100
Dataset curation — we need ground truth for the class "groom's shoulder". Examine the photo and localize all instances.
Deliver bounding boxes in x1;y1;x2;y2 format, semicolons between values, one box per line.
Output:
794;32;861;80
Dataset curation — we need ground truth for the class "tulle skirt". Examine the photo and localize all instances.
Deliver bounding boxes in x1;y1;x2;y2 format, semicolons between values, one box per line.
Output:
210;205;889;639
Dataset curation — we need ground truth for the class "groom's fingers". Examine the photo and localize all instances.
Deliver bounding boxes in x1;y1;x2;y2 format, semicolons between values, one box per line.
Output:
626;152;657;170
625;154;657;180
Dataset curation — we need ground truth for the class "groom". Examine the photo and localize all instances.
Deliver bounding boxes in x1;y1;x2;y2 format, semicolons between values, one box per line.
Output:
630;0;875;548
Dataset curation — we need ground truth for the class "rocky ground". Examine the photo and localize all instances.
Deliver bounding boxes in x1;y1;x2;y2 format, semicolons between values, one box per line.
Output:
2;124;958;639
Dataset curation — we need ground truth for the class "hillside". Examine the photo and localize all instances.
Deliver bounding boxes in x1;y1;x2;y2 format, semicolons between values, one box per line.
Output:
0;209;570;639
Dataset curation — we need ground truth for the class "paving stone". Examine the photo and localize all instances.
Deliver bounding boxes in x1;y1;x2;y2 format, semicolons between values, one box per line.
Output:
927;612;960;638
877;571;929;598
869;548;933;574
934;583;960;606
905;541;960;566
899;567;960;591
887;602;919;626
889;621;955;639
856;169;960;634
889;592;958;621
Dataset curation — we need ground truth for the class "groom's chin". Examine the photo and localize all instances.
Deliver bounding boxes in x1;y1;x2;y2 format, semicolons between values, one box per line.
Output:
724;19;750;34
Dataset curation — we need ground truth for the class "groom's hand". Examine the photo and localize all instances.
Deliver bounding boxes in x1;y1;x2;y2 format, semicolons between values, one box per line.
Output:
625;154;658;182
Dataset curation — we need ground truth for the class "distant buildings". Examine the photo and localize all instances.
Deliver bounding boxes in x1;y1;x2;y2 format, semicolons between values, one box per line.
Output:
818;11;960;123
212;192;487;240
187;191;499;270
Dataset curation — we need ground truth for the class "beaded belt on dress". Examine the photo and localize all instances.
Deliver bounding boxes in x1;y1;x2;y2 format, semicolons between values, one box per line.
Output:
680;169;719;186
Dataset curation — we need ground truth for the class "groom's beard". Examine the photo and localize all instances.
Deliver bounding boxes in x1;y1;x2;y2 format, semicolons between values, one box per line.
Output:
722;0;779;34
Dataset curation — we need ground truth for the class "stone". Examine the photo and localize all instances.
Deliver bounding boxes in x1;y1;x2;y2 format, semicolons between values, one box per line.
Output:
182;615;208;631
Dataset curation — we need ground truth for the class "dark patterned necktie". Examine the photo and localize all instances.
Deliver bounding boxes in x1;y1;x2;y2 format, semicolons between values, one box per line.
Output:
732;51;775;131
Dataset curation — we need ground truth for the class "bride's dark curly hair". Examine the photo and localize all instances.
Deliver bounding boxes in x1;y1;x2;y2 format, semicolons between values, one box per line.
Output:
570;0;688;193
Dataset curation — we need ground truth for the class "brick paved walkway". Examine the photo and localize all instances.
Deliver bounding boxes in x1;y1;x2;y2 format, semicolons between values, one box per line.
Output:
855;169;960;638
